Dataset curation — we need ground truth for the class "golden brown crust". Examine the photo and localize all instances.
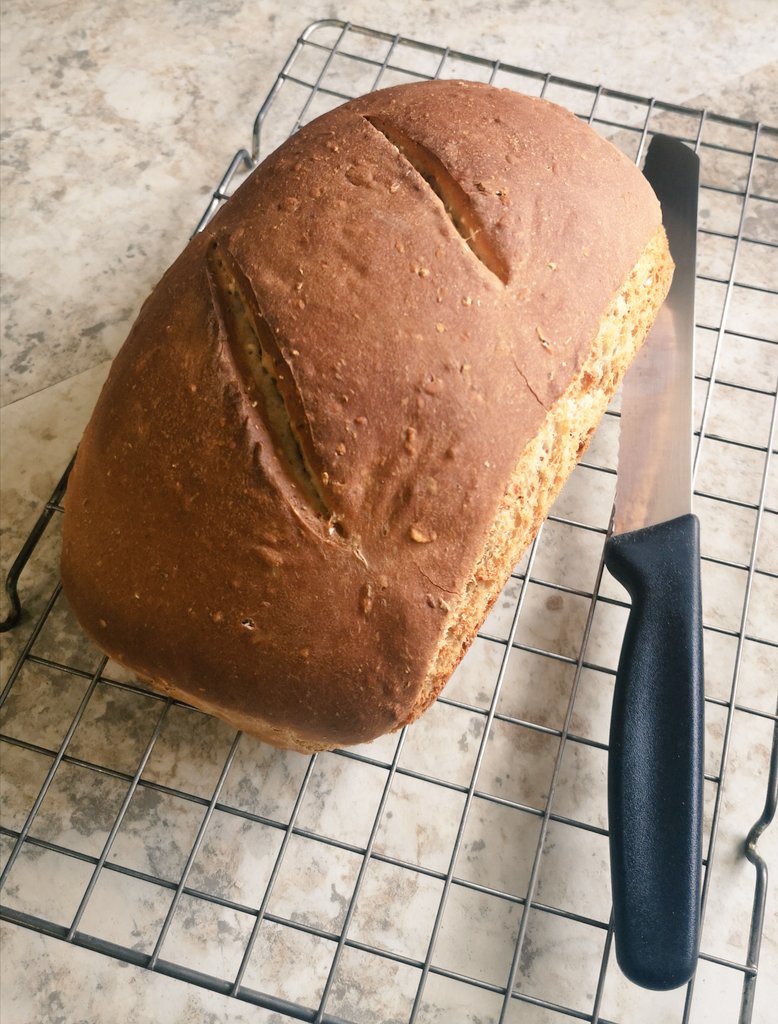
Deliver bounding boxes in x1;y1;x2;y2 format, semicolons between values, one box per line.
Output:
412;226;673;724
60;80;672;751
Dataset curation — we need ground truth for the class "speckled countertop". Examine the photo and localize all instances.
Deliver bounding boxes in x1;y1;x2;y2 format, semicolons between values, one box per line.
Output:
1;2;777;1023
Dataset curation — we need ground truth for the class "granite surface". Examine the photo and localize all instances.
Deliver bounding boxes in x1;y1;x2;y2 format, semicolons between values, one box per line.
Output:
1;2;777;1023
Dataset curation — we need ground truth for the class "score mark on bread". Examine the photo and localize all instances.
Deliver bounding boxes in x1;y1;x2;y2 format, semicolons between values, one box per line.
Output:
363;114;511;285
205;240;334;527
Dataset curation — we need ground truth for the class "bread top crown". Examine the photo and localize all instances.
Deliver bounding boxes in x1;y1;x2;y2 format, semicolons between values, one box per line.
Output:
61;80;662;749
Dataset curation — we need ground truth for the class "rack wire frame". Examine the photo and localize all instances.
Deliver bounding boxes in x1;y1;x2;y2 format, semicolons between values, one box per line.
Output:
1;19;777;1024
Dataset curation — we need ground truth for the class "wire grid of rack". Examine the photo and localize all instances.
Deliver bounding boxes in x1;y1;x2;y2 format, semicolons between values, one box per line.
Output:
1;19;777;1024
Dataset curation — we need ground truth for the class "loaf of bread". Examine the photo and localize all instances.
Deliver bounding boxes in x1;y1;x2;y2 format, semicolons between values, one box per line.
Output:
60;80;673;752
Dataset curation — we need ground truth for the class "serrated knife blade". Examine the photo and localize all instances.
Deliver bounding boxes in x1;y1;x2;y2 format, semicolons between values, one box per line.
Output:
603;134;704;992
614;135;698;534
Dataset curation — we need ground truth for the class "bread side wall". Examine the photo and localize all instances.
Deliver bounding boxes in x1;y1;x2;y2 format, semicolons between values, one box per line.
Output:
411;225;674;719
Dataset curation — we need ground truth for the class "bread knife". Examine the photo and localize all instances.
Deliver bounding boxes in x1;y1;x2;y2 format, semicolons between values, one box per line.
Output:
603;134;703;990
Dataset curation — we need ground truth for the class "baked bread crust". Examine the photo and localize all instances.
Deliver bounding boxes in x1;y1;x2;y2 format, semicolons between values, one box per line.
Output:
60;80;673;751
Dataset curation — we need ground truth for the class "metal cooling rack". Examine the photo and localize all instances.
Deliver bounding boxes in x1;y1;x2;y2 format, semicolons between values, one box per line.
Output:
1;19;777;1024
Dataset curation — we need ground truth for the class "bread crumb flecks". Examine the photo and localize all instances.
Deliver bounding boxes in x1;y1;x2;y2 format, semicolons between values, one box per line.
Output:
535;325;552;350
409;525;437;543
359;583;374;615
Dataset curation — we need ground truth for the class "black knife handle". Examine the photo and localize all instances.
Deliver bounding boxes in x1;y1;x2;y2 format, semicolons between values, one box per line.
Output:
603;513;704;990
